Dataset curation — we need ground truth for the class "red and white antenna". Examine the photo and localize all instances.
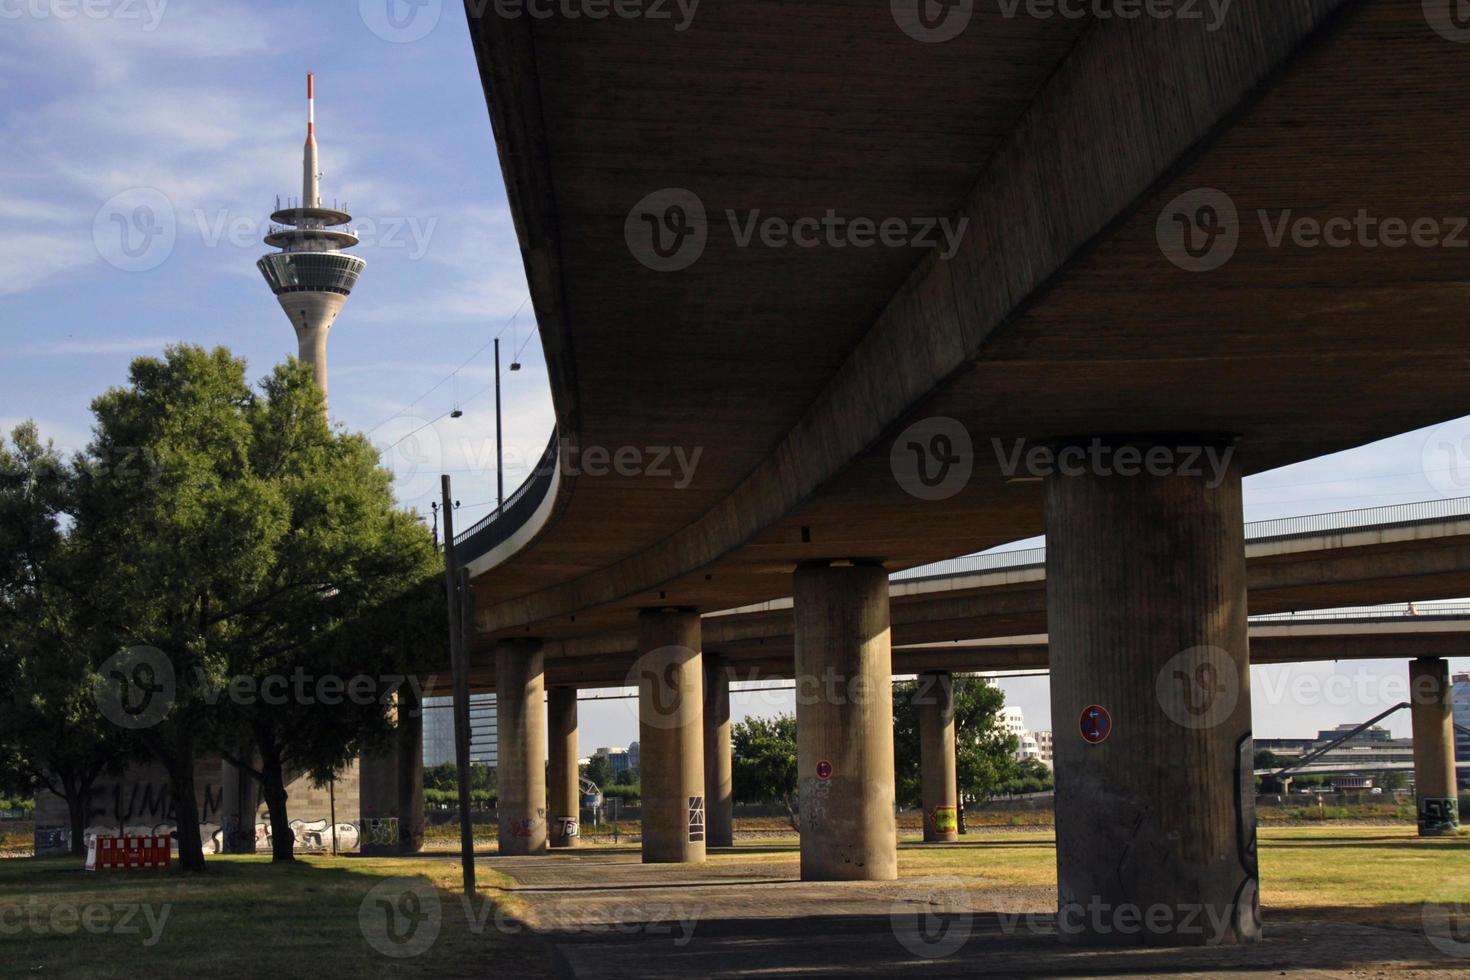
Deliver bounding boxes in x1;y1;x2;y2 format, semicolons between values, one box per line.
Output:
303;72;320;208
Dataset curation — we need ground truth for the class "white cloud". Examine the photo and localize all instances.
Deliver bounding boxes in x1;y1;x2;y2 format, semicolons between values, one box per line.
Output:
18;335;175;356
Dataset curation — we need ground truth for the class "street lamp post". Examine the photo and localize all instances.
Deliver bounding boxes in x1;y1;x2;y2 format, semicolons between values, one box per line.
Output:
495;339;503;510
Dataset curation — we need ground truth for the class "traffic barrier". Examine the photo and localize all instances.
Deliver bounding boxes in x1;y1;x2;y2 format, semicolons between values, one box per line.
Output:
85;835;172;871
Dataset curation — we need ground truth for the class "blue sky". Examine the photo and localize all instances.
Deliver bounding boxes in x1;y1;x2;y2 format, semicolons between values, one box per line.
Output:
2;0;1467;748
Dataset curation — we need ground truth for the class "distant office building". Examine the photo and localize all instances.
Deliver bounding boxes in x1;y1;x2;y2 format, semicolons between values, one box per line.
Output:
592;746;633;778
1000;706;1050;764
422;694;498;768
1034;730;1053;766
629;741;640;770
1016;732;1042;762
1258;724;1414;783
1317;723;1393;744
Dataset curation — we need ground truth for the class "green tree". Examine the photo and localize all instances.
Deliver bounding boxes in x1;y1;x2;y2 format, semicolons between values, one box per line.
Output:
195;357;441;862
731;714;798;829
583;754;613;791
0;423;132;854
66;346;439;868
892;674;1017;814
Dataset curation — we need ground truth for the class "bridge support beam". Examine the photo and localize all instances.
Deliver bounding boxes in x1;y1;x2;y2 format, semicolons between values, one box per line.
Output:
919;670;959;844
1410;656;1461;836
794;562;897;881
497;639;548;855
396;684;425;855
220;756;257;854
358;743;400;856
548;685;581;848
637;609;706;864
704;654;734;848
1045;441;1259;946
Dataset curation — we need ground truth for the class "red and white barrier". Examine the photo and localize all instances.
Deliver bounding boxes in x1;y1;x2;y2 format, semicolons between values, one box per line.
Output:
85;835;172;871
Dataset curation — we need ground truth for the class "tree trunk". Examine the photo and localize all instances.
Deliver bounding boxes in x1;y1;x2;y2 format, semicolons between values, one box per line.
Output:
167;736;206;872
58;770;92;857
258;736;294;863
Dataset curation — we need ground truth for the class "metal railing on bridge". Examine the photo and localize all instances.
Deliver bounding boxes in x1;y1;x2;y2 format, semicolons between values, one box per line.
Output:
452;430;560;563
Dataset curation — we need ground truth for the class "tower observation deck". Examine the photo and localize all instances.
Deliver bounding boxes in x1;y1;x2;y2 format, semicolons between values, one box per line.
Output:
257;74;365;412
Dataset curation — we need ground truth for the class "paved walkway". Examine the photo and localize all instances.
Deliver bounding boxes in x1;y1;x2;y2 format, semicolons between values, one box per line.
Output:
486;847;1465;978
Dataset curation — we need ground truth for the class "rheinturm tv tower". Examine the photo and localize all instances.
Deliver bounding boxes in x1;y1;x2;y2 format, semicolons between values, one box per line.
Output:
257;74;365;413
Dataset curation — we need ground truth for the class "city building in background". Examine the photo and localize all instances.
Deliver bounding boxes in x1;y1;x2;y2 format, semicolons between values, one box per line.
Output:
422;694;498;768
591;745;637;779
1001;706;1052;767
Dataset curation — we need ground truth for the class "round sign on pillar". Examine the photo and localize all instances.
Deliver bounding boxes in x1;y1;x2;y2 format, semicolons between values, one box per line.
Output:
816;760;833;780
1079;705;1112;744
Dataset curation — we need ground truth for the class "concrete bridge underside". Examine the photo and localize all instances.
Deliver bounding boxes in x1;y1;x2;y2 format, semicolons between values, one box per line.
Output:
450;0;1470;947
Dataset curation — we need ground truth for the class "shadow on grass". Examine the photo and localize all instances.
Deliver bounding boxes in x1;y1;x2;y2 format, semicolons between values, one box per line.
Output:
1264;835;1470;850
0;854;549;980
536;908;1462;977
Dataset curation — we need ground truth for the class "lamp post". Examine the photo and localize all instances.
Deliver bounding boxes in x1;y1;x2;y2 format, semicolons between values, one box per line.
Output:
495;339;503;510
495;337;523;512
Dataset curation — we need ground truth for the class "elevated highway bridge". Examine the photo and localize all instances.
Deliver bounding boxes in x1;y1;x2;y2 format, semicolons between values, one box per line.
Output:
393;0;1470;944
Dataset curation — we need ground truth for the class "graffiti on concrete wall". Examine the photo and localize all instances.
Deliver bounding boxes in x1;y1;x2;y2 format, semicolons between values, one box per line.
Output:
1420;796;1461;834
688;796;705;843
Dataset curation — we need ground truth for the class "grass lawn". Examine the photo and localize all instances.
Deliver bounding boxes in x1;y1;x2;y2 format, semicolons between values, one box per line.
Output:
0;853;549;979
711;825;1470;931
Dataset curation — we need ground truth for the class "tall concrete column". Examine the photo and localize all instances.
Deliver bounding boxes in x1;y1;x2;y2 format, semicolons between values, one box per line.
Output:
704;654;734;848
637;609;706;864
358;744;400;856
1410;656;1461;836
548;686;581;848
397;683;425;854
220;757;257;854
1045;441;1259;946
793;562;897;882
918;670;959;844
496;639;547;856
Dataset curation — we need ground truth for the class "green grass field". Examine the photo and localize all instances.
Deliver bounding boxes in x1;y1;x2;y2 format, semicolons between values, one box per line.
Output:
0;854;547;979
1;826;1465;977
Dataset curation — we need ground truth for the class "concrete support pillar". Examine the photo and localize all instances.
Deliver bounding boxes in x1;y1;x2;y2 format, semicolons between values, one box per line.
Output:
704;654;734;848
496;639;547;856
793;562;897;882
1410;656;1461;836
548;686;581;848
358;744;400;856
637;609;706;864
397;683;425;854
220;757;257;854
1045;441;1259;946
918;670;959;844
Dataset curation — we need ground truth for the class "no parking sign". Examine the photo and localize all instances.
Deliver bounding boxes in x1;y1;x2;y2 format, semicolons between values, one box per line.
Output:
1079;705;1112;744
